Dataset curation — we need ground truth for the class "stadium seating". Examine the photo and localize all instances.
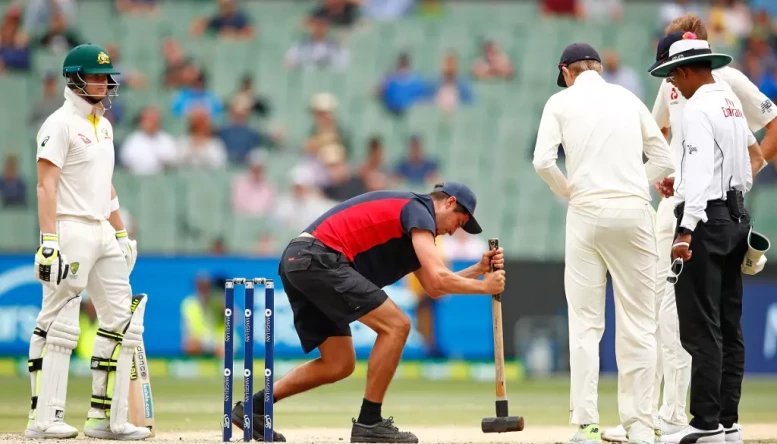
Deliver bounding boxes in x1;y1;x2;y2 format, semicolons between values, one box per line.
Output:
3;0;775;260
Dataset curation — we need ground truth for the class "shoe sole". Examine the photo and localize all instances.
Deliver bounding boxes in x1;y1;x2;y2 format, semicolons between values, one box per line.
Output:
351;437;419;443
24;429;78;439
84;429;150;441
231;403;286;442
603;436;628;443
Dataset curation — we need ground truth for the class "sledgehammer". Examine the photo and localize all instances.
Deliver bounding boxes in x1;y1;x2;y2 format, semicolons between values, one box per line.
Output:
481;238;524;434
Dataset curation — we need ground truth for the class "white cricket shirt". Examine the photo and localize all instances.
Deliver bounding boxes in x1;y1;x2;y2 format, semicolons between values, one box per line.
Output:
652;66;777;177
676;82;752;231
533;71;674;207
36;88;116;220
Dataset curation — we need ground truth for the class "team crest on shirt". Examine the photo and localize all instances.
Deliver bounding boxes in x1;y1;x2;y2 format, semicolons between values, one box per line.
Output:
70;262;79;276
102;128;112;140
77;133;92;144
670;87;679;102
97;52;111;65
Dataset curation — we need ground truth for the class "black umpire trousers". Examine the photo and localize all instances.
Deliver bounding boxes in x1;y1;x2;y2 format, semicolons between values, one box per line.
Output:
673;200;750;431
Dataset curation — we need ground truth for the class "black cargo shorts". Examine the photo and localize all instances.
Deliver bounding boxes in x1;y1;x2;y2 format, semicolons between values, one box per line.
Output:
278;236;388;353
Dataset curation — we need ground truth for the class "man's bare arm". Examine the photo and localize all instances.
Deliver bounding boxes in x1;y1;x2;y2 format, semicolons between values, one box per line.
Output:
749;142;766;178
37;159;61;234
456;264;485;279
411;229;494;298
761;119;777;162
107;184;126;232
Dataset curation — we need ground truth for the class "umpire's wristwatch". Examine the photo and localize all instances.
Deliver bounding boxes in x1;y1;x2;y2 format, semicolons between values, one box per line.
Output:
677;227;693;235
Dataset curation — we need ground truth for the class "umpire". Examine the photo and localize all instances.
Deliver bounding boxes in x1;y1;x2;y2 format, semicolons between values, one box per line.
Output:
648;34;752;443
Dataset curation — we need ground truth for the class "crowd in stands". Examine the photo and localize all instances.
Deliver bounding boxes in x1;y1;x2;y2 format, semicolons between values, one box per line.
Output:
2;0;777;254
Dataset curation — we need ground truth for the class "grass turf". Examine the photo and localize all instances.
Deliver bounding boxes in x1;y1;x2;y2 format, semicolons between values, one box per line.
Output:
1;375;776;433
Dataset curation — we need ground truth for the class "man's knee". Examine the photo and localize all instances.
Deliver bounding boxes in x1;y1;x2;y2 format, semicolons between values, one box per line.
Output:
362;300;411;338
320;339;356;382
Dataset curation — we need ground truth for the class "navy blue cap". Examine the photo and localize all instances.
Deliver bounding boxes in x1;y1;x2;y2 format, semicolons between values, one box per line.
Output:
647;31;732;78
557;43;601;87
647;31;692;73
433;182;482;234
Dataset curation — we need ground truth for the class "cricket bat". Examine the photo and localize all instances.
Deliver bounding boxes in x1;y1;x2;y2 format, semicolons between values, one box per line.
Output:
128;341;156;437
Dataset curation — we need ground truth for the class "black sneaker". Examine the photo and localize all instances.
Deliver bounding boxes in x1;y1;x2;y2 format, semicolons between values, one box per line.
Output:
351;417;419;443
231;401;286;442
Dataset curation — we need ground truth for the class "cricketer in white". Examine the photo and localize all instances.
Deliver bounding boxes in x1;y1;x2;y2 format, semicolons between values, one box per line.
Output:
603;18;776;443
533;43;674;444
28;44;148;441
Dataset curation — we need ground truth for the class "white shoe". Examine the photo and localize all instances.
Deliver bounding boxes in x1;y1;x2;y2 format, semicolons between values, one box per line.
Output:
83;417;151;440
656;416;687;436
723;423;742;444
602;424;628;442
662;424;724;443
24;419;79;439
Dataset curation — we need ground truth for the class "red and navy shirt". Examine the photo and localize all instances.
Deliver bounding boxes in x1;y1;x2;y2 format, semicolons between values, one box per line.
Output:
305;190;437;288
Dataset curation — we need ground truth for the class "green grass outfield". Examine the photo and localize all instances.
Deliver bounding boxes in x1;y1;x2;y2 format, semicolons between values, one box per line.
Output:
1;375;776;433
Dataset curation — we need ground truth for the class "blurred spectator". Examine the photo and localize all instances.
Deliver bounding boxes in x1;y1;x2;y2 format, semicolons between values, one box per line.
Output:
579;0;623;22
308;0;361;29
750;9;777;48
658;0;702;33
305;93;352;159
115;0;161;16
0;154;26;207
321;145;367;201
162;38;200;89
231;150;276;216
105;43;147;90
358;136;391;182
24;0;77;37
38;9;81;54
743;36;777;77
433;52;474;113
601;49;644;100
219;96;263;165
0;5;30;73
29;72;60;127
707;0;752;51
177;108;228;169
361;0;415;21
191;0;255;40
210;238;227;255
181;273;223;357
540;0;581;18
750;1;777;21
272;165;337;232
285;15;349;71
172;71;224;122
471;40;514;80
418;0;445;18
120;106;179;175
376;52;430;116
394;136;440;186
256;234;276;256
231;75;271;119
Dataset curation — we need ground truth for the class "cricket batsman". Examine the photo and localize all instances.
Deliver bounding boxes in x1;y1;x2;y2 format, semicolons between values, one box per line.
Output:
26;43;150;441
603;14;777;443
232;182;506;442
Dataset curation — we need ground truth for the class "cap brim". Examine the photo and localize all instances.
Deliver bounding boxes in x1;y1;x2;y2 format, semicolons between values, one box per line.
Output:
556;69;566;87
649;54;732;78
462;214;483;234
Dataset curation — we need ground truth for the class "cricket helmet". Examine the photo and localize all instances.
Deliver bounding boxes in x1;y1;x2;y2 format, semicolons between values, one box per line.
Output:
62;43;121;107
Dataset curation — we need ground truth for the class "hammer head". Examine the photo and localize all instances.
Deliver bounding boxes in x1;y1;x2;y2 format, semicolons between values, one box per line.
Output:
481;416;524;433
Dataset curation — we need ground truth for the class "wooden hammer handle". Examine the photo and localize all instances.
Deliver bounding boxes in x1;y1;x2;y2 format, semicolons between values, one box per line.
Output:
488;238;507;401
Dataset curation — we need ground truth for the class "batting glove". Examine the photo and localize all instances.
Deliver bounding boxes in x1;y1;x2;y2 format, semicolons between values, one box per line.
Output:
34;233;70;287
116;230;138;275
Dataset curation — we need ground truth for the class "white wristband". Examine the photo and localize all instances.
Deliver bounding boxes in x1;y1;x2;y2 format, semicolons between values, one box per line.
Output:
110;197;120;213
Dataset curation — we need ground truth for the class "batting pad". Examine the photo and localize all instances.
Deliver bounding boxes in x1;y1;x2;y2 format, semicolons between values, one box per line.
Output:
34;295;81;431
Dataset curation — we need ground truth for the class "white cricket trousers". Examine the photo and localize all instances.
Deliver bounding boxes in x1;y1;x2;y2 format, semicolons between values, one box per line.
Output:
35;217;132;333
565;199;658;442
652;195;691;426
